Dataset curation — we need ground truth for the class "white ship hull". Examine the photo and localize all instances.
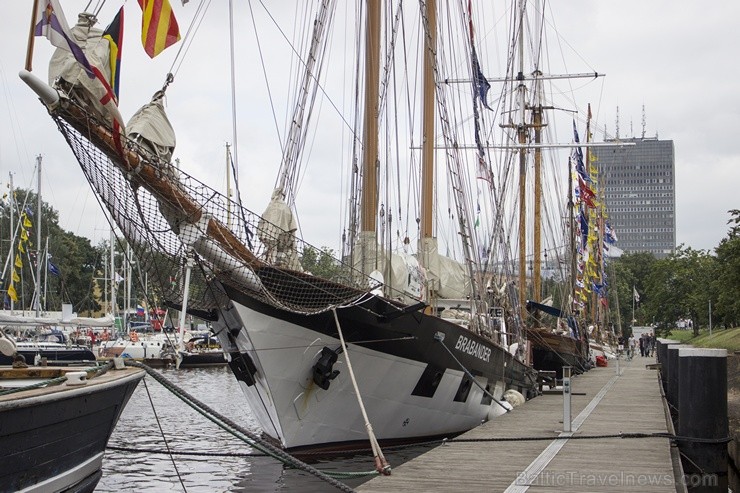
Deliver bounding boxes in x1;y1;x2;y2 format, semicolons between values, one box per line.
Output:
213;289;534;450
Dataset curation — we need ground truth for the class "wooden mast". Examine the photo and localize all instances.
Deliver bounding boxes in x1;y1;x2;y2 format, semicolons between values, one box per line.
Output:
532;105;542;303
360;0;381;235
420;0;436;242
516;0;527;318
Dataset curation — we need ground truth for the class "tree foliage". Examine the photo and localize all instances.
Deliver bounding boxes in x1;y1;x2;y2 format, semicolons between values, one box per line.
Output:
609;210;739;336
1;189;104;314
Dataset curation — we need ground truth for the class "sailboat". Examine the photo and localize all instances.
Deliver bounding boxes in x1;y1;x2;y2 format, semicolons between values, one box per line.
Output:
18;1;556;452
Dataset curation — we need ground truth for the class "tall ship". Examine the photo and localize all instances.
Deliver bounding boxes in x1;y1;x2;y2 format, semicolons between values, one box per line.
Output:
17;0;614;452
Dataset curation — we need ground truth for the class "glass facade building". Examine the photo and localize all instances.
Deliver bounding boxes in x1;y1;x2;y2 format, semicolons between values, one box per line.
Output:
593;137;676;258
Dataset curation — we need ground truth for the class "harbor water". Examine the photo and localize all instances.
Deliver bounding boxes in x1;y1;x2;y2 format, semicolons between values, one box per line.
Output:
97;366;429;492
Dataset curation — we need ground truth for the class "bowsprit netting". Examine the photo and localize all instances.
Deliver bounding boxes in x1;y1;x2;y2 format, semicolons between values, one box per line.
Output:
50;97;381;316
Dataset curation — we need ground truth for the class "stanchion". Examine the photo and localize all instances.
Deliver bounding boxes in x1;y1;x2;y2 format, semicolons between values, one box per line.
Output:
563;366;572;433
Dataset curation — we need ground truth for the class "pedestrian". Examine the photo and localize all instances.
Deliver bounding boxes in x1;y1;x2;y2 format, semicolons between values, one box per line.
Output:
639;334;646;357
628;335;636;360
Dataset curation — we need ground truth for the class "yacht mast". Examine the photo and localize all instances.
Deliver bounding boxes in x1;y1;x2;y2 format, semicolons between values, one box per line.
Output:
34;155;42;317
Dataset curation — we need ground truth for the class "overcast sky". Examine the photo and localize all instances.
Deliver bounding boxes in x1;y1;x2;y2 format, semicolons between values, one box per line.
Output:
1;1;738;256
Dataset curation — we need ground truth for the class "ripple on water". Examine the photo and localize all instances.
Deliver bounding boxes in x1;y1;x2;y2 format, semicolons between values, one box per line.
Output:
98;366;431;492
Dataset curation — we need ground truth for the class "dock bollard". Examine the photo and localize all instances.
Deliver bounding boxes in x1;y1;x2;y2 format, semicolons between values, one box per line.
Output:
562;366;572;433
656;338;679;391
667;344;691;408
677;348;728;491
657;339;680;394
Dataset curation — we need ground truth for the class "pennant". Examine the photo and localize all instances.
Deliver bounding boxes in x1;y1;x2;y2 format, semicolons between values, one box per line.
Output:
21;228;29;242
15;254;23;269
138;0;181;58
23;215;32;228
103;7;125;101
18;242;26;254
12;269;20;283
34;0;94;76
471;47;492;111
48;261;61;277
7;284;17;302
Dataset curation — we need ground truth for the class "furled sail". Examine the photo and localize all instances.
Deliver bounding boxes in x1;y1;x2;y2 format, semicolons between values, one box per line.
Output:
258;189;301;270
48;13;123;128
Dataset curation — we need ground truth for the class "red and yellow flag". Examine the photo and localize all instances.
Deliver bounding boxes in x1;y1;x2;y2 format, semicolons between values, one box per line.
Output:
138;0;180;58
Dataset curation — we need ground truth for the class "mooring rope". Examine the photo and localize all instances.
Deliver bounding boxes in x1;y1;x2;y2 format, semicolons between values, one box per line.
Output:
331;307;392;476
0;361;112;396
124;361;369;490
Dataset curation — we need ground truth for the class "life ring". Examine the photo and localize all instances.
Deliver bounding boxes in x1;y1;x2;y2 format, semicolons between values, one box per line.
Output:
130;331;139;342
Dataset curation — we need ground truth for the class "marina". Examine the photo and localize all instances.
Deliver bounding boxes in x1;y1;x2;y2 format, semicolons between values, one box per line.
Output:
0;0;738;491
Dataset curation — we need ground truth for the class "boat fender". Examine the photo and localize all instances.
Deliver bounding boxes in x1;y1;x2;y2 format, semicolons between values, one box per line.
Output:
502;389;525;407
312;346;341;390
0;335;17;357
66;371;88;386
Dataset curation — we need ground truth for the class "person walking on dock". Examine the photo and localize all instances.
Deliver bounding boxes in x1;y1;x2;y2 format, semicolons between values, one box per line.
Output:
639;333;646;357
628;335;636;360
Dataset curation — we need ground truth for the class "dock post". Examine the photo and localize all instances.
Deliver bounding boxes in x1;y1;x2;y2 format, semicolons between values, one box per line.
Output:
667;344;691;408
562;366;572;433
656;338;679;392
677;347;728;491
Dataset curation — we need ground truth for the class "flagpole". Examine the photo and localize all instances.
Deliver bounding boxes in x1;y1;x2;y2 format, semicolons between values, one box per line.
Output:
25;0;39;71
632;285;635;327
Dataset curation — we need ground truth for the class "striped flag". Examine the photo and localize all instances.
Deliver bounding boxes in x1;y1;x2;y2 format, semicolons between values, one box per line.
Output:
103;7;124;101
138;0;181;58
34;0;94;76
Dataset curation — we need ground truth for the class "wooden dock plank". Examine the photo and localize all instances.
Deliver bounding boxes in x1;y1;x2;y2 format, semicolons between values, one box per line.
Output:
358;360;676;492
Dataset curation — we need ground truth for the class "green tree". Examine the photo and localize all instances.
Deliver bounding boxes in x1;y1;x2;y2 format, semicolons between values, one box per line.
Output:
643;246;716;336
713;210;740;328
300;245;343;280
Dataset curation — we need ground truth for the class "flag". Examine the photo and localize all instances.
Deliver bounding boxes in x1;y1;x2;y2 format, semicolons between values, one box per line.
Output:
18;242;26;254
7;284;17;302
12;270;20;283
23;215;32;228
103;7;124;101
633;286;640;303
48;261;61;277
138;0;181;58
15;254;23;269
471;47;492;111
34;0;94;77
21;228;29;242
136;306;146;316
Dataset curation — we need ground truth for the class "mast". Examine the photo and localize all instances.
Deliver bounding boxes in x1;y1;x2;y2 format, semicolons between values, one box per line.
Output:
419;0;437;294
34;155;42;317
420;0;436;242
8;172;15;312
225;143;232;228
532;104;542;303
359;0;381;275
515;0;527;317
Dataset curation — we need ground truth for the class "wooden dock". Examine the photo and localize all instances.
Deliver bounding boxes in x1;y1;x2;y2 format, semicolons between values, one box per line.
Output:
359;359;681;492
